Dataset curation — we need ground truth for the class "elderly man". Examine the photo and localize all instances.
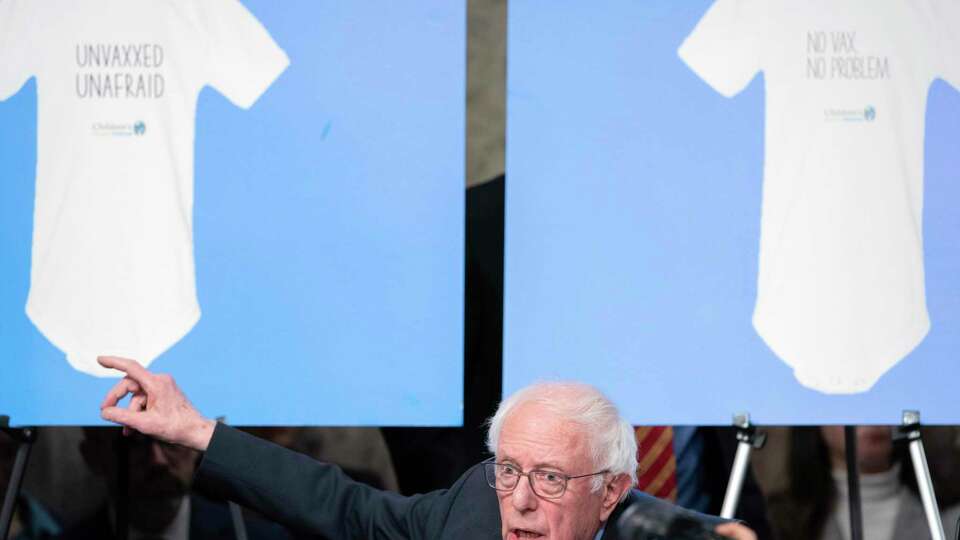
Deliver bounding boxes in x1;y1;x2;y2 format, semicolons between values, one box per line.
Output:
97;356;756;540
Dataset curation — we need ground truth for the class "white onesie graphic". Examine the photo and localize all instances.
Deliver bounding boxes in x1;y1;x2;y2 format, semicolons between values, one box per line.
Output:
0;0;289;376
679;0;960;393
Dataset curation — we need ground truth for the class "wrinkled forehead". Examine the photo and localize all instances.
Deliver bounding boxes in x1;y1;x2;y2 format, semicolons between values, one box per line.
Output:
498;401;593;469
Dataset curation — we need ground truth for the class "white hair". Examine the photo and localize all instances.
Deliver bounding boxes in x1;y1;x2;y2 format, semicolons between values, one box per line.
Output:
486;381;638;492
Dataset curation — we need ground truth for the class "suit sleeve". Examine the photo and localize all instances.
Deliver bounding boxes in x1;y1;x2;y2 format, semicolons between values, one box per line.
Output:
193;423;452;539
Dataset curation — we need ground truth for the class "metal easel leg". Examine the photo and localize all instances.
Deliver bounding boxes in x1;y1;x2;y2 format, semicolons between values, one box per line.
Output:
0;417;37;540
229;502;250;540
844;426;863;540
898;410;945;540
720;413;766;519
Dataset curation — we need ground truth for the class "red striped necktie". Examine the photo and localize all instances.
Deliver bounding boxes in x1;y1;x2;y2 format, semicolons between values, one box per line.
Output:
634;426;678;502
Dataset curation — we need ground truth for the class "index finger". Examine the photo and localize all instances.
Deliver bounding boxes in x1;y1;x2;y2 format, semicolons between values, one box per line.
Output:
100;377;143;410
97;356;154;388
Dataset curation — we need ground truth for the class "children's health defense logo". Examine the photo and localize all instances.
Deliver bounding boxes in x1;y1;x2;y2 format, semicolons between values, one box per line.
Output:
823;105;877;123
92;120;147;137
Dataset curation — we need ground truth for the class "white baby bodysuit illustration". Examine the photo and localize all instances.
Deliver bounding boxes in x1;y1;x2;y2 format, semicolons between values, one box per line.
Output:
0;0;289;376
679;0;960;393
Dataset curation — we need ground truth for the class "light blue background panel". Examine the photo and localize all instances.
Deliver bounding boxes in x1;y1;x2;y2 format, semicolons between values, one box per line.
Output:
0;1;465;426
504;1;960;425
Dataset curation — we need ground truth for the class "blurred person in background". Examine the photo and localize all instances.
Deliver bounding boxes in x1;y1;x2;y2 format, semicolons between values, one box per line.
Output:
56;427;289;540
0;429;61;540
767;426;960;540
19;428;104;529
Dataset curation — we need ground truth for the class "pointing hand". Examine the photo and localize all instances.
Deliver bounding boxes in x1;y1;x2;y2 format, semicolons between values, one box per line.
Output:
98;356;216;451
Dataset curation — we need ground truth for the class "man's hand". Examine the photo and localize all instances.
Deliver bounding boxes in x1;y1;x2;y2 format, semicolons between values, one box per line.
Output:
715;522;758;540
98;356;216;451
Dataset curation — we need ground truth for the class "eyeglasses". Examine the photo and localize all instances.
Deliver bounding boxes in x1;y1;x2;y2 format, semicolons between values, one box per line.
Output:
483;461;608;499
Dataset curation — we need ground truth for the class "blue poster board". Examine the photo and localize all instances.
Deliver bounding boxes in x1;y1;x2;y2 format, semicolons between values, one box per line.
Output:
505;1;960;424
0;1;465;426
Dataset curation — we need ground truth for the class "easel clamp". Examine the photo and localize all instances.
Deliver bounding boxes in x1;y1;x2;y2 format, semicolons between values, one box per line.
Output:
732;413;767;449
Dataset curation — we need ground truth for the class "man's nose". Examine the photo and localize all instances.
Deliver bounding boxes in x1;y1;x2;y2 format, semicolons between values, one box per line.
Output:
511;476;538;512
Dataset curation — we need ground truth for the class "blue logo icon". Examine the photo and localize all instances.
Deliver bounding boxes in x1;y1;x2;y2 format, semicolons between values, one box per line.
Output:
134;121;146;135
864;106;876;122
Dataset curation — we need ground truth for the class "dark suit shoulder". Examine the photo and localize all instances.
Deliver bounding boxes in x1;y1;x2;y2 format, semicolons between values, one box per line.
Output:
195;424;501;539
419;462;500;539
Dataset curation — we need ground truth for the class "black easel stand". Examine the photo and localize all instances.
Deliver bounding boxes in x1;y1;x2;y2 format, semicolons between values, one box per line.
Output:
720;413;766;519
0;415;38;540
844;426;864;540
894;410;945;540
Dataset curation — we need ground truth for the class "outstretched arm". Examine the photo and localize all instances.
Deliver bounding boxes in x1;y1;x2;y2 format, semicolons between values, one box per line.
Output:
97;356;465;539
194;422;449;538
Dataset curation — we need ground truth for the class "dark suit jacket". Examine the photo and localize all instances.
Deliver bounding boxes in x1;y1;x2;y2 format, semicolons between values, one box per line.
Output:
194;424;727;539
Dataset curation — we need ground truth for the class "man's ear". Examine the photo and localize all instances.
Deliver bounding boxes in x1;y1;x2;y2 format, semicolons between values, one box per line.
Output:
599;473;633;521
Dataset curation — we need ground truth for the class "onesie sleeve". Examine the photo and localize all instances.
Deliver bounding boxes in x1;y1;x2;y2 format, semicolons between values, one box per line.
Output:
0;0;36;100
678;0;764;98
933;0;960;89
197;0;290;109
